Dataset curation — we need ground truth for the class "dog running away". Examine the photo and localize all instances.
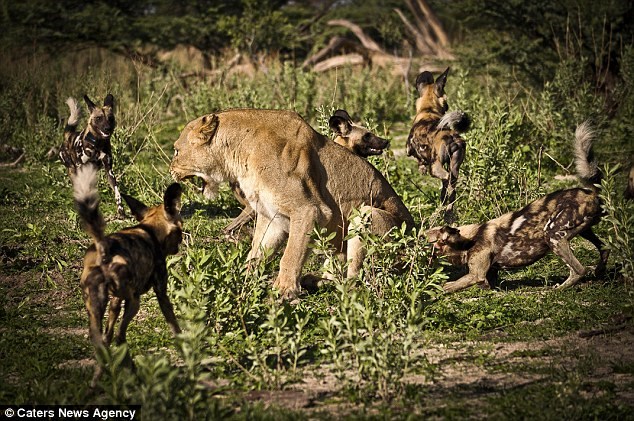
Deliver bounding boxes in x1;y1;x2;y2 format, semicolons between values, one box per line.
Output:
223;109;391;234
427;122;609;293
72;164;183;386
60;94;125;218
406;68;469;222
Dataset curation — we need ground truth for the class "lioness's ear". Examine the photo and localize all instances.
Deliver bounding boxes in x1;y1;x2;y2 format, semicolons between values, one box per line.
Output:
84;95;96;112
163;183;182;217
201;114;219;136
103;94;114;109
329;110;352;137
192;114;219;146
122;193;149;222
434;67;450;97
415;71;434;94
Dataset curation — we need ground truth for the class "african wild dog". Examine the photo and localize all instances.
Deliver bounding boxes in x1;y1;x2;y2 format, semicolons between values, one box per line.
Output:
60;94;124;218
72;164;183;386
427;122;608;293
406;67;468;222
223;109;392;234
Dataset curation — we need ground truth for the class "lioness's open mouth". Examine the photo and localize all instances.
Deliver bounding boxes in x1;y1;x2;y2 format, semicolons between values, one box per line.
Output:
179;174;217;200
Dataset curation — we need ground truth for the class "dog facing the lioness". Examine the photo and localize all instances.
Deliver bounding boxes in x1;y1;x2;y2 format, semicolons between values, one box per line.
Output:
60;94;125;218
427;122;608;293
170;108;414;298
407;68;468;221
223;108;391;233
73;164;183;386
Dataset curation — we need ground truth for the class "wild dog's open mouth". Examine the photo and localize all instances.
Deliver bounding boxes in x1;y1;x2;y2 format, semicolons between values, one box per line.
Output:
98;129;112;138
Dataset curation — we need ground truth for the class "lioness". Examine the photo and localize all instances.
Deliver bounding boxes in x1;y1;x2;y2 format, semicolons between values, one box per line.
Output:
170;109;414;298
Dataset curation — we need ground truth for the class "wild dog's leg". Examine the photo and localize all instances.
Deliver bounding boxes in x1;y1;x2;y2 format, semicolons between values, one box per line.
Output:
445;146;465;219
443;251;490;293
102;155;125;218
104;297;122;346
247;213;288;262
551;238;587;289
483;266;499;289
223;205;255;233
152;264;181;336
82;270;108;387
431;159;453;216
115;296;141;345
579;228;609;277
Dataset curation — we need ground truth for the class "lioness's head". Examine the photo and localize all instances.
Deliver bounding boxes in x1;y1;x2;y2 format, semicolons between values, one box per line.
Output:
170;114;223;200
328;109;389;158
414;68;449;120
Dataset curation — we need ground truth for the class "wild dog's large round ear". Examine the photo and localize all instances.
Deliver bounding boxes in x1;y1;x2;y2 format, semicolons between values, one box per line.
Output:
122;193;149;222
434;67;450;97
164;183;183;216
103;94;114;109
329;110;352;136
84;95;96;112
415;71;434;94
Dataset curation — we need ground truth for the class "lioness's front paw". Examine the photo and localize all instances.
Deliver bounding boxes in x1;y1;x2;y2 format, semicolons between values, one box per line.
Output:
273;275;300;300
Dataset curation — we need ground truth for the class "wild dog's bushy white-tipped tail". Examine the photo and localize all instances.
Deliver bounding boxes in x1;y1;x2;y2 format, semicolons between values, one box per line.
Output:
72;165;107;260
66;97;80;128
573;121;600;187
438;110;471;133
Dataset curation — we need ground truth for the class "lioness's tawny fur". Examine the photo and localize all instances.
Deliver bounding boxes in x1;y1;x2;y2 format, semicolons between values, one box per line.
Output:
427;122;608;293
223;109;390;234
170;108;413;298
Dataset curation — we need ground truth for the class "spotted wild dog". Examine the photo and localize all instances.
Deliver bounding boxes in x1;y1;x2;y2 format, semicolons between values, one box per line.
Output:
223;109;391;234
426;122;608;293
170;109;413;299
60;94;125;218
406;68;468;222
72;164;183;386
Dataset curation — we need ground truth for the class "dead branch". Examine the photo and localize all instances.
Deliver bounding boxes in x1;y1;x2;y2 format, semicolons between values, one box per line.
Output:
327;19;384;53
302;36;360;69
414;0;450;47
313;53;365;72
0;151;25;167
394;8;435;55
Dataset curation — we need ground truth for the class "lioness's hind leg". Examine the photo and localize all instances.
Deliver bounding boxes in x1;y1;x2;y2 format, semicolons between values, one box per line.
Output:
247;213;288;262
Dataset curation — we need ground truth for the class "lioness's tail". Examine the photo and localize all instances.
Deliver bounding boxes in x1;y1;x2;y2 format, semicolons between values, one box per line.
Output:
573;121;601;187
65;97;81;136
72;165;107;261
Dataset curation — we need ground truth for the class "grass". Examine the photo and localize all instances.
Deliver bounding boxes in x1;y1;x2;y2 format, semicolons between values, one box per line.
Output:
0;49;633;419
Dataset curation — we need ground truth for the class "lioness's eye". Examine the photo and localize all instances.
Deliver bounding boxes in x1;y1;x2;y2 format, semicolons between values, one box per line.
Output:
174;149;179;157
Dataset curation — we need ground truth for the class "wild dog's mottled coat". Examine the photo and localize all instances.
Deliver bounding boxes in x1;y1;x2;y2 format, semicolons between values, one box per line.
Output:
60;94;124;217
406;68;467;221
73;165;183;386
427;122;608;293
